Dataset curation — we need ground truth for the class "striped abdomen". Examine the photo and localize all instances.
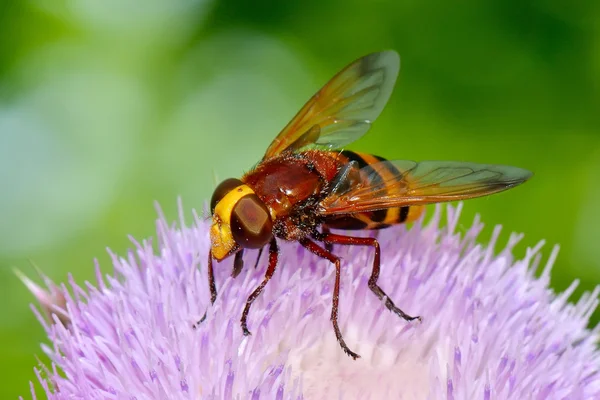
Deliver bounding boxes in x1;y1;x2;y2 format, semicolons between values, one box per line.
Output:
323;150;424;230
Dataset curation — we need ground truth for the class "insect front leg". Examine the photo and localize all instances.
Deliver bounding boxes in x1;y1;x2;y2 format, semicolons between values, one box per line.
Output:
314;232;421;324
193;252;218;328
240;238;279;336
207;251;217;303
300;237;361;360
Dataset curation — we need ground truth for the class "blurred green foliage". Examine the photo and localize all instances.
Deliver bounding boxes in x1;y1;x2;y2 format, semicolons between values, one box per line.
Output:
1;0;599;397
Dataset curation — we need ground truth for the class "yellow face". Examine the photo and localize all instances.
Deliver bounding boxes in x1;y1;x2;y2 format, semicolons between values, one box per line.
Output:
210;184;255;261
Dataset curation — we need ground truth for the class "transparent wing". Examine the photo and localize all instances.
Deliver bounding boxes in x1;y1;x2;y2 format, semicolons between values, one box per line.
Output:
263;51;400;160
319;160;533;215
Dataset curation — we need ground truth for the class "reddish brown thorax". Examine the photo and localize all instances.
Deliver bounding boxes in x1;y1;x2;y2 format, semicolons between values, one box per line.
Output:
243;150;341;218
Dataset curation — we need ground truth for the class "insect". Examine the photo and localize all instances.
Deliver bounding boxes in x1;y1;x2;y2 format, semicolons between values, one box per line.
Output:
205;50;532;359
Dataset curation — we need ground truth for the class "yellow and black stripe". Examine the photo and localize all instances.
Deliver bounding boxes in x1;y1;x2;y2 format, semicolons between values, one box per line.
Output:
323;150;424;230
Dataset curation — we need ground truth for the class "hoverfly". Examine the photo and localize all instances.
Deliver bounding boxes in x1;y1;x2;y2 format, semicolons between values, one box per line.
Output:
205;50;532;359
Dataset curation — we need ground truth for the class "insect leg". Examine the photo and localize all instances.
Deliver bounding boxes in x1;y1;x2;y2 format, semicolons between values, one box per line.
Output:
321;226;333;252
231;249;245;278
240;238;279;336
314;232;421;323
208;251;217;304
193;252;217;328
299;237;361;360
253;247;264;269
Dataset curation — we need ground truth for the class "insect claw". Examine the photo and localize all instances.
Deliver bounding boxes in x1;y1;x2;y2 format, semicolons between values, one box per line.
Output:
401;314;421;323
345;348;361;360
192;311;208;329
391;307;421;323
241;316;253;336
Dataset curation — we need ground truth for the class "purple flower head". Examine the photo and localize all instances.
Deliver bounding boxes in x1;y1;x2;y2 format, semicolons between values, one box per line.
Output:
22;201;600;399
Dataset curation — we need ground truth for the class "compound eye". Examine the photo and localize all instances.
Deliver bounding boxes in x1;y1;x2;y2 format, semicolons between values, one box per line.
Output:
211;178;243;213
230;194;273;249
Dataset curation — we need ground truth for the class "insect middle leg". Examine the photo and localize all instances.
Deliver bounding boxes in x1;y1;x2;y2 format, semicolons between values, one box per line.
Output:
241;238;279;336
299;237;361;360
313;231;421;324
231;249;245;278
321;226;333;252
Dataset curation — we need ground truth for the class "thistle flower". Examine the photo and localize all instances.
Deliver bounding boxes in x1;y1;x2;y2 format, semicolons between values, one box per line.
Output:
22;201;600;399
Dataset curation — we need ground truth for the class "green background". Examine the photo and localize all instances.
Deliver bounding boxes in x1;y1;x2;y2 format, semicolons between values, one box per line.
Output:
1;0;599;397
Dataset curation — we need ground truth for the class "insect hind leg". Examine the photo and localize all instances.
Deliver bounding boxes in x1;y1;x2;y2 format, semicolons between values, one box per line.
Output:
300;237;360;360
313;231;421;323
